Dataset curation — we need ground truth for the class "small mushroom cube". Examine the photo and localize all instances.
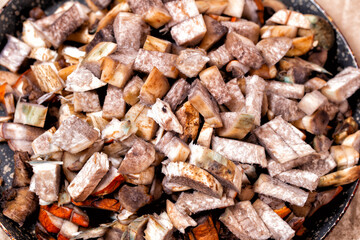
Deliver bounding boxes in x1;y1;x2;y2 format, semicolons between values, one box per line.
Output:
212;136;267;167
245;75;267;126
189;143;243;193
118;138;156;174
321;67;360;103
144;212;173;240
118;185;152;212
221;19;260;44
156;132;190;162
66;66;106;92
143;35;172;53
74;91;101;113
163;78;190;111
175;101;200;142
254;174;309;207
32;127;61;155
147;98;183;134
275;169;319;191
165;0;199;27
170;14;207;46
176;48;209;78
166;200;196;234
100;56;133;89
113;12;150;50
225;79;246;112
256;37;293;66
123;76;144;106
188;80;222;128
225;31;264;69
197;123;213;148
14;102;48;128
52;115;99;154
67;152;109;201
216;112;254;140
140;67;170;106
32;162;61;203
199;66;231;105
266;80;305;99
102;85;126;119
267;93;305;122
134;49;179;78
208;44;234;69
298;90;327;115
0;35;31;72
31;62;65;93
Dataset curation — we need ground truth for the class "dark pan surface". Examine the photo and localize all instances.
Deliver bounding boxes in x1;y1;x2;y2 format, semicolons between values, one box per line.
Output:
0;0;359;239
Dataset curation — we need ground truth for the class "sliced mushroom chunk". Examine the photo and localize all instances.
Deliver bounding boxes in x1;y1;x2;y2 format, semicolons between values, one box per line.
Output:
123;76;144;106
113;12;150;51
330;145;359;170
175;191;234;215
216;112;254;140
0;35;31;72
118;185;152;212
12;151;32;188
175;101;200;142
166;200;197;234
188;80;223;128
2;187;38;226
134;49;179;79
256;37;293;66
208;44;234;69
199;66;231;105
221;19;260;44
32;162;61;203
254;174;309;207
197;123;214;148
253;199;295;240
156;132;190;162
144;212;173;240
14;102;48;128
170;14;207;46
148;99;183;134
67;152;109;201
163;78;191;111
225;31;264;69
140;67;170;106
38;2;88;48
164;0;199;27
118;138;155;174
267;93;305;122
66;66;106;92
176;48;209;78
321;67;360;103
212;136;267;167
52;115;99;154
189;143;243;193
245;75;267;126
199;15;228;51
298;90;327;116
162;161;223;198
275;169;319;191
220;201;271;240
225;78;246;112
74;91;101;113
267;80;305;99
102;85;126;119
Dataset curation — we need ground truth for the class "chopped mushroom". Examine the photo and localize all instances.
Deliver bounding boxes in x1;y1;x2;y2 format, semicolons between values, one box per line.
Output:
188;80;223;128
212;136;267;167
163;78;191;111
144;212;173;240
170;14;207;46
52;115;99;154
199;15;228;51
225;31;264;69
148;98;183;134
66;66;106;92
166;200;197;233
216;112;254;140
221;19;260;44
175;191;234;215
164;0;199;27
118;185;152;212
134;49;179;79
118;138;155;174
162;161;223;198
175;101;200;142
123;76;144;106
253;199;295;240
2;187;38;226
189;143;243;193
31;161;61;203
102;85;126;119
245;75;267;125
67;152;109;201
275;169;319;191
256;37;293;66
176;48;210;78
208;44;234;68
73;91;101;113
12;151;32;188
266;80;305;99
220;201;271;240
156;132;190;162
0;35;31;72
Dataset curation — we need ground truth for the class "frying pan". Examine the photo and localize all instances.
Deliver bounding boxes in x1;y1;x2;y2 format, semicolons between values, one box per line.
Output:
0;0;359;239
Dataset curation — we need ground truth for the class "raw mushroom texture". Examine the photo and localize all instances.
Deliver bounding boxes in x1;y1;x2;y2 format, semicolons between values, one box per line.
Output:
0;0;359;239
